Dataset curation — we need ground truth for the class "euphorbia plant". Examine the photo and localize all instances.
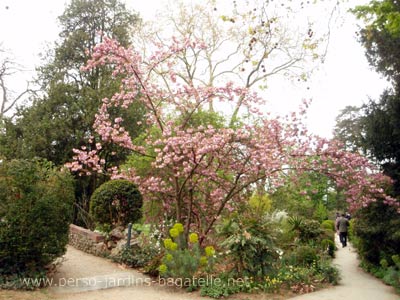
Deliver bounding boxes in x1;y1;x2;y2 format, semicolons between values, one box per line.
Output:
66;36;398;246
159;223;215;285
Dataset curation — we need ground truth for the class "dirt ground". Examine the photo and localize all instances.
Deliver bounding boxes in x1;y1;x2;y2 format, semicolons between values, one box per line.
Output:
1;237;398;300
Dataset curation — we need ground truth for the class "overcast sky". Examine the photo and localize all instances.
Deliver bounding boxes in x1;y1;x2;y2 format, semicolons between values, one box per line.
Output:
0;0;389;138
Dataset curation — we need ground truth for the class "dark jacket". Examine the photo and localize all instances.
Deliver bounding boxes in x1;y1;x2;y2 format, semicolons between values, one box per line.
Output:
336;217;349;233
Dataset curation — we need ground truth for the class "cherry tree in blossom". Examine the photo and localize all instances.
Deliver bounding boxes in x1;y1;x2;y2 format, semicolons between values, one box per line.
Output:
66;36;398;244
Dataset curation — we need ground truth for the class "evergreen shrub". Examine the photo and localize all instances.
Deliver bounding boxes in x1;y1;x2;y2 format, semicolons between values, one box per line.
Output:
0;159;74;286
321;220;335;231
298;219;323;243
90;179;143;227
291;245;318;266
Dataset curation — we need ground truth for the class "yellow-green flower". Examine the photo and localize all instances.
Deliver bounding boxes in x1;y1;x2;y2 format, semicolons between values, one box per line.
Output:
170;242;178;251
163;238;173;249
173;222;184;233
199;256;208;266
205;246;215;257
158;264;168;274
169;227;179;238
189;233;199;244
165;253;173;261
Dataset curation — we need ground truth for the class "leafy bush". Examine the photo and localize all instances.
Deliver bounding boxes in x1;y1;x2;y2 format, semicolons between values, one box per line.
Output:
383;267;400;290
217;213;279;278
298;220;323;243
0;159;74;287
290;245;318;266
287;215;304;232
90;179;142;227
321;220;335;231
313;202;328;222
199;274;244;298
113;223;162;269
248;192;272;214
365;255;400;292
313;259;340;285
351;200;400;266
319;227;335;257
321;239;336;257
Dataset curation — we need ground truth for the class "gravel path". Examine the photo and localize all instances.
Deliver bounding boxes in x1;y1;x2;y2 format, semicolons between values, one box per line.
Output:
288;236;399;300
3;237;397;300
48;246;206;300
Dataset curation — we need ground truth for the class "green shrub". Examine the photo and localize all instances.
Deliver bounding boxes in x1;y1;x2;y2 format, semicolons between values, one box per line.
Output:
382;267;400;291
90;179;142;227
321;239;336;257
351;200;400;266
314;260;340;285
291;245;318;266
113;224;162;268
0;159;74;287
287;215;304;233
380;258;389;269
200;275;244;298
313;202;328;222
217;213;279;278
298;220;323;243
321;220;335;231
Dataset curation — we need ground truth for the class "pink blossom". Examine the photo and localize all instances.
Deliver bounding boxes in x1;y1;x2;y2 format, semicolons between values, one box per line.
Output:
65;35;399;240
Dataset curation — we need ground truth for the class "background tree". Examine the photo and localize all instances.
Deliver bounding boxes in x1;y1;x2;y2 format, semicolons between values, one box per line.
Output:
0;46;32;119
352;0;400;83
3;0;141;165
0;0;146;226
270;170;346;219
333;105;367;154
131;0;331;125
352;0;400;194
329;1;400;279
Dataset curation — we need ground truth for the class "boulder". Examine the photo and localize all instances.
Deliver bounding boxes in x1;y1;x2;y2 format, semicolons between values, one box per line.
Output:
110;227;125;240
111;239;128;256
107;240;117;249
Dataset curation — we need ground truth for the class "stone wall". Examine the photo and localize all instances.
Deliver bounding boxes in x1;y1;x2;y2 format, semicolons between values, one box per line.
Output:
68;224;109;256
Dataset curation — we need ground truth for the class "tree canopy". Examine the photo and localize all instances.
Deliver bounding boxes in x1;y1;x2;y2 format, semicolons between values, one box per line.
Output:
67;34;398;242
341;0;400;194
0;0;143;167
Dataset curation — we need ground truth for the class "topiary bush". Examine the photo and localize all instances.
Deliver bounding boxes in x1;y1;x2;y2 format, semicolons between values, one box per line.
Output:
0;159;74;287
90;179;143;228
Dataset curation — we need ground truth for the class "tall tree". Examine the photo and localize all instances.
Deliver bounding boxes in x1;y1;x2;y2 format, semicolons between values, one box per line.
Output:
352;0;400;194
131;0;331;125
0;0;146;226
0;46;31;119
333;105;367;154
0;0;144;166
332;2;400;272
352;0;400;84
1;0;142;164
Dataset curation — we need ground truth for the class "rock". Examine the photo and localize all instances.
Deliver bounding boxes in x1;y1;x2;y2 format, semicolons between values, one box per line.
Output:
111;239;128;256
110;227;125;240
95;242;108;253
107;240;117;249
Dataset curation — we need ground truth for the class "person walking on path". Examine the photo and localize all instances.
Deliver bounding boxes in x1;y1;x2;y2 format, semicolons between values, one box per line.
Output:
336;213;350;247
